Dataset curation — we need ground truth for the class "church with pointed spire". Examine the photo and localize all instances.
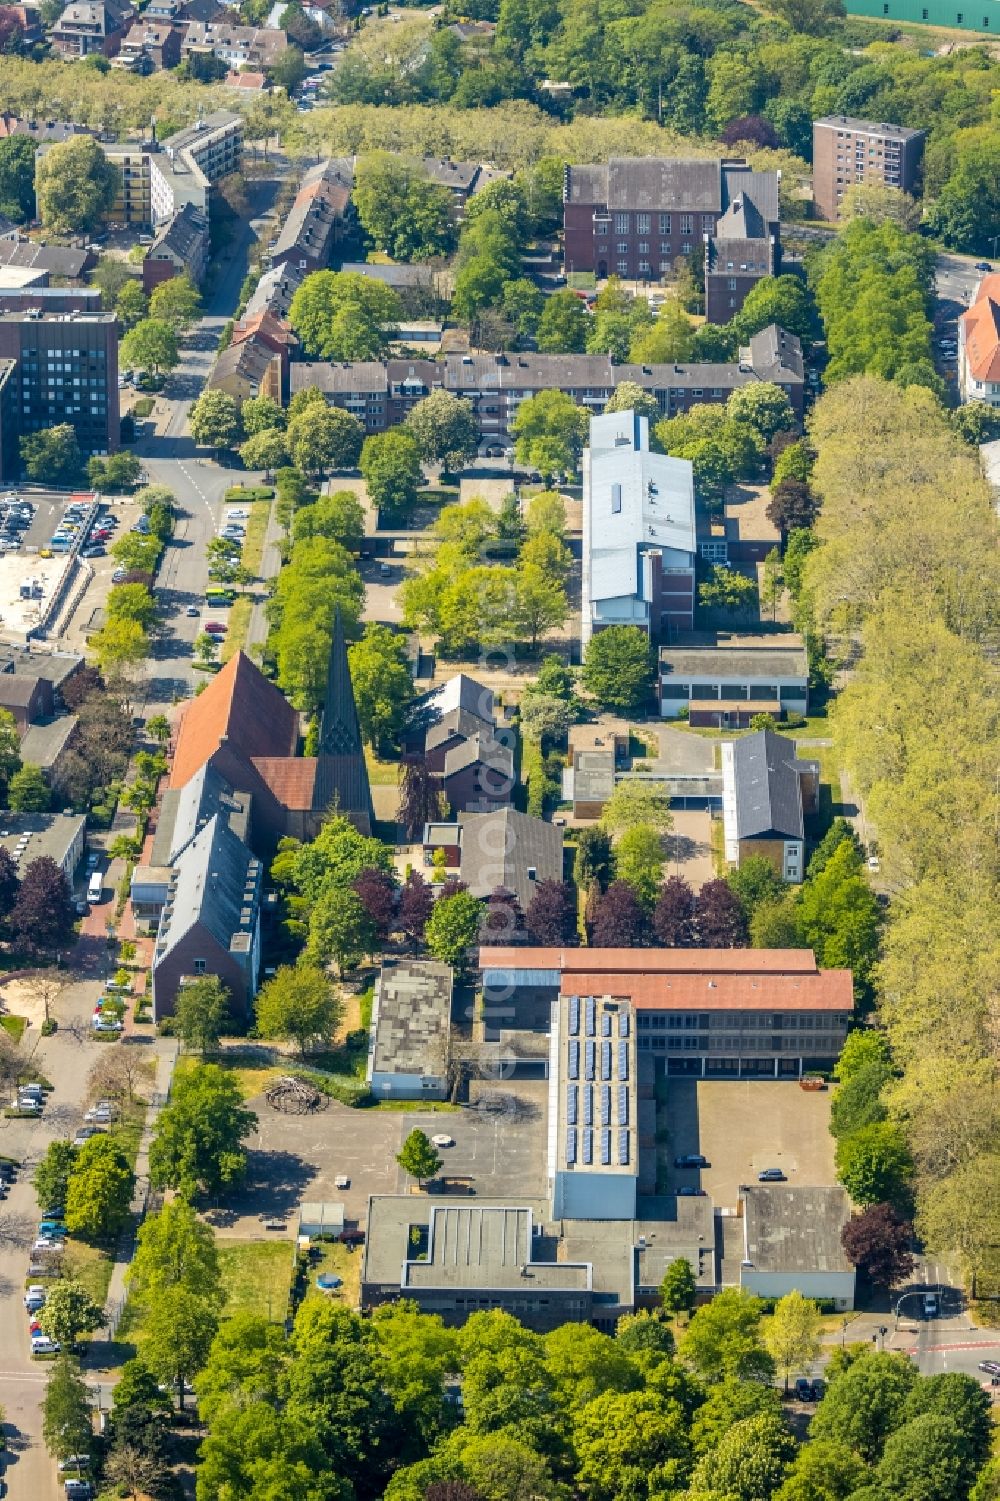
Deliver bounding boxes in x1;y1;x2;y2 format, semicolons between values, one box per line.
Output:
168;612;373;850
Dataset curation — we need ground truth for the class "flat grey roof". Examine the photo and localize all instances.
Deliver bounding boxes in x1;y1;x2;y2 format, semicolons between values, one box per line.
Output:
574;750;615;803
0;811;84;872
370;960;452;1078
743;1185;853;1274
814;114;925;140
405;1204;591;1291
661;636;808;680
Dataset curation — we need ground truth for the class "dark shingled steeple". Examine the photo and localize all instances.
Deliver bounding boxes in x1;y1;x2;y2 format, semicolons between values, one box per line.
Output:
312;608;373;827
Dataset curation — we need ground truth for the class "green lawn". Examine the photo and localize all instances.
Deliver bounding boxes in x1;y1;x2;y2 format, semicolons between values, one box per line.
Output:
364;748;400;786
303;1240;361;1310
63;1242;115;1311
241;498;273;577
0;1014;26;1042
220;594;253;665
217;1240;294;1322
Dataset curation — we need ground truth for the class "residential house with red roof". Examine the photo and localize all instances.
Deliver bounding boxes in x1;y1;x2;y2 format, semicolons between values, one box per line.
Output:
959;273;1000;410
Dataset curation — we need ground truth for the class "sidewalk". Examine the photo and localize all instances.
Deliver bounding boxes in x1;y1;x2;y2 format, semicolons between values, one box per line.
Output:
246;496;285;655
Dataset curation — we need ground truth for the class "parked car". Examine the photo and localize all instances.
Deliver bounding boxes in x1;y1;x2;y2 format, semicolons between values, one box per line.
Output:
204;622;227;635
810;1379;825;1400
24;1285;46;1310
431;1134;454;1148
58;1457;92;1475
30;1335;60;1356
185;604;200;616
80;546;105;558
63;1480;92;1499
112;567;127;583
794;1378;813;1401
758;1168;786;1182
975;261;993;272
674;1153;709;1168
38;1220;67;1236
677;1186;706;1196
978;1360;1000;1375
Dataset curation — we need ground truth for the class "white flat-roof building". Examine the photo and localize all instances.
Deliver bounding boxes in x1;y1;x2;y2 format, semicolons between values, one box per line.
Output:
581;409;696;649
548;991;638;1220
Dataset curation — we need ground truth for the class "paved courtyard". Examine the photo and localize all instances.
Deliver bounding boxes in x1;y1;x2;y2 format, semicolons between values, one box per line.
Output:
218;1076;550;1238
662;1079;836;1209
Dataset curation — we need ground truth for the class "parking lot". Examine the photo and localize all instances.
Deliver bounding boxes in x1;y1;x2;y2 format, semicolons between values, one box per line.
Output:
662;1079;836;1208
219;1077;550;1239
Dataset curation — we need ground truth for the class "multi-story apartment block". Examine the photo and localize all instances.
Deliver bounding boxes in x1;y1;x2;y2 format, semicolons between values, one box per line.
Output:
812;116;925;222
958;273;1000;409
162;111;243;184
142;203;209;292
0;311;119;479
563;157;781;315
289;327;804;450
268;158;353;274
180;20;287;69
112;17;182;70
49;0;134;56
581;408;696;649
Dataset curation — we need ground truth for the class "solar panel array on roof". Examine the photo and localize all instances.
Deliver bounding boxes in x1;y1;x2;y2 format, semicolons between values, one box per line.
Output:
618;1132;629;1166
569;996;579;1035
585;997;596;1036
618;1042;629;1079
601;1129;611;1165
583;1084;593;1126
566;1129;577;1165
601;1040;611;1080
568;1039;579;1079
567;1085;578;1126
619;1010;629;1037
582;1129;593;1165
601;1011;611;1036
585;1040;595;1080
618;1085;628;1126
601;1084;611;1125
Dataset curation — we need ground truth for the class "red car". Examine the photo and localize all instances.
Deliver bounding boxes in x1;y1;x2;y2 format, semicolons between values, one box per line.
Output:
204;622;227;635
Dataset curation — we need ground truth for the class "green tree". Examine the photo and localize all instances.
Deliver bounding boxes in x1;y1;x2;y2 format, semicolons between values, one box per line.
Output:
360;428;423;519
149;1063;257;1199
306;885;374;973
691;1410;796;1500
35;1139;77;1213
7;763;50;812
582;625;652;713
726;855;786;921
726;383;796;447
293;490;365;550
149;274;201;332
796;840;880;1002
241;395;286;436
36;133;119;233
809;1350;916;1462
660;1257;697;1317
119;318;179;377
142;1285;217;1411
107;582;157;631
42;1356;93;1460
397;1128;442;1186
513;562;569;650
20;424;82;485
691;1378;783;1457
189;389;242;453
836;1031;891;1084
601;779;673;836
348;624;414;752
615;825;665;909
0;133;37;221
604;381;661;422
174;976;230;1057
572;1389;693;1501
835;1122;914;1209
774;1439;869;1501
353;153;455;261
763;1291;823;1394
239;428;288;474
630;300;695;364
287;403;364;479
730;275;819;345
128;1199;220;1305
405;390;479;473
289;270;401;360
900;1371;992;1494
254;964;343;1056
829;1061;889;1137
510;389;589;479
115;279;149;331
38;1280;103;1348
699;565;759;620
425;890;484;969
679;1288;774;1384
536;288;589;353
65;1134;134;1242
874;1413;968;1501
0;705;20;799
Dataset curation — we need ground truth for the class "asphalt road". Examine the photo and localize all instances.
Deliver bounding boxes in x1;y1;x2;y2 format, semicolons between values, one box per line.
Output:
132;178;280;714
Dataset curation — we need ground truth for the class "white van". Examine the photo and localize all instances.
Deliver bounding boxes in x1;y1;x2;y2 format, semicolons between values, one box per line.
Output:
87;870;103;904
